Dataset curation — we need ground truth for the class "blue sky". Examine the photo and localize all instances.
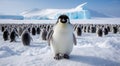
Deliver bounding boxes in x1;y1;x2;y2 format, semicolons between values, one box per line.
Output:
0;0;120;17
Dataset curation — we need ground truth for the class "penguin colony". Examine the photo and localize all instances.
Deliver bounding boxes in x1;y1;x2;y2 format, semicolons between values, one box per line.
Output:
0;15;120;60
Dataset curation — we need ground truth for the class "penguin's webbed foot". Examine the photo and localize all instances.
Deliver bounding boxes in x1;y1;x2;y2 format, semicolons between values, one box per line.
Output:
63;54;69;59
54;54;62;60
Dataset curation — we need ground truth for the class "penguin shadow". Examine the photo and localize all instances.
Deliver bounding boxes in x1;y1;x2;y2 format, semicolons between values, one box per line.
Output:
70;55;120;66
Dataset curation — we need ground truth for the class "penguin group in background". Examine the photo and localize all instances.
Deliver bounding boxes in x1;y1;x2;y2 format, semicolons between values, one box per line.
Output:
47;15;77;60
21;29;32;46
10;29;18;42
3;28;9;41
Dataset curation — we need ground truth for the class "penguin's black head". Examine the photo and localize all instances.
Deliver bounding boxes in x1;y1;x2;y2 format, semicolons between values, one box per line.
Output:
57;15;70;23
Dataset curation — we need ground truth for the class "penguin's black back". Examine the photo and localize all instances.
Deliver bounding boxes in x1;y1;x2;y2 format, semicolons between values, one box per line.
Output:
37;27;40;34
3;30;9;41
2;26;5;32
32;27;36;35
10;31;16;42
113;26;118;34
97;29;103;37
76;27;82;36
104;28;108;35
22;32;30;46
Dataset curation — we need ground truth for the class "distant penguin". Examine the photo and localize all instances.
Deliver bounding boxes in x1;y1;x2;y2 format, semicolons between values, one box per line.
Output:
28;27;31;33
83;26;87;33
37;27;41;34
1;26;5;32
10;29;18;42
21;29;32;46
18;27;23;36
103;27;108;35
97;28;103;37
75;26;82;36
3;29;9;41
91;26;96;33
32;27;36;35
47;15;77;60
41;28;47;40
112;26;118;34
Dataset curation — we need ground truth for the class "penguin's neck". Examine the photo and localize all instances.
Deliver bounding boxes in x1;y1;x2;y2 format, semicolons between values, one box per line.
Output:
57;22;68;28
54;22;73;34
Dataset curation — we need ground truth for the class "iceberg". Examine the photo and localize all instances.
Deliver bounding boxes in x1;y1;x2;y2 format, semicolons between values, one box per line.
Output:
21;2;91;20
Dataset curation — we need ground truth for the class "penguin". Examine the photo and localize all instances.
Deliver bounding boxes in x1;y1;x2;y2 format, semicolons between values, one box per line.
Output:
47;15;77;60
103;27;108;35
36;26;41;34
10;28;18;42
1;26;5;32
18;26;23;36
91;26;96;33
21;29;32;46
96;27;103;37
31;26;36;35
112;26;118;34
3;28;9;41
41;28;47;40
75;26;82;36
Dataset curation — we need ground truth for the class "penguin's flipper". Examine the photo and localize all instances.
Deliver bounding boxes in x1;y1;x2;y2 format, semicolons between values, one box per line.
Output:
73;33;77;45
47;30;54;46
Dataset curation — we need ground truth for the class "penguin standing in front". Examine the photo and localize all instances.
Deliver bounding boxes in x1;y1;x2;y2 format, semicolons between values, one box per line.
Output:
3;28;9;41
21;29;32;46
47;15;77;60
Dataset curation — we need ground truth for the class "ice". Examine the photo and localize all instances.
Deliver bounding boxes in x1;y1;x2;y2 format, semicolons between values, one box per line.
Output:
21;3;91;20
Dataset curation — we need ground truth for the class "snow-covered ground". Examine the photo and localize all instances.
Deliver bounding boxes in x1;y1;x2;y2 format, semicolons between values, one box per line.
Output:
0;18;120;66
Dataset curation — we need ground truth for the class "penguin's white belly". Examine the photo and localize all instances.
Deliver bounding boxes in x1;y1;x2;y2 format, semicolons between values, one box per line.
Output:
51;25;74;55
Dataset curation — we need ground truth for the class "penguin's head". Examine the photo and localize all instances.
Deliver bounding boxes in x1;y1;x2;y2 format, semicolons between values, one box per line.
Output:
57;15;70;24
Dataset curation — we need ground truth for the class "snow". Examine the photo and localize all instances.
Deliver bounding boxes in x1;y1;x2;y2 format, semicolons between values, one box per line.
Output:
0;18;120;66
21;2;91;20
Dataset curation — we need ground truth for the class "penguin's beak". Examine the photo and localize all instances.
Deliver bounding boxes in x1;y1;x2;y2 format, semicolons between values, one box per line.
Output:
61;19;66;23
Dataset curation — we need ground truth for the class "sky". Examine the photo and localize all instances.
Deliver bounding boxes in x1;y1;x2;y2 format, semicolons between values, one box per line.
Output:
0;0;120;17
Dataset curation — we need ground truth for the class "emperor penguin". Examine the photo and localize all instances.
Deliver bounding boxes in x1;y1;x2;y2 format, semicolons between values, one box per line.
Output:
75;26;82;36
3;28;9;41
31;26;36;35
41;28;47;40
47;15;77;60
21;29;32;46
10;28;18;42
